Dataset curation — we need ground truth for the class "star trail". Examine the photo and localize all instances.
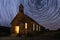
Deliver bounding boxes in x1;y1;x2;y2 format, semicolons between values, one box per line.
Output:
0;0;60;30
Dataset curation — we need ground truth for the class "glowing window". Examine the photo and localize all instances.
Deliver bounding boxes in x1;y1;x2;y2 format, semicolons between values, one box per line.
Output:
15;26;19;34
33;24;35;31
39;26;40;31
36;25;38;31
25;23;27;29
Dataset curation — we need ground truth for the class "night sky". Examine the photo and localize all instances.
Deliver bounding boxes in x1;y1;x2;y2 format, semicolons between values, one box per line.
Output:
0;0;60;30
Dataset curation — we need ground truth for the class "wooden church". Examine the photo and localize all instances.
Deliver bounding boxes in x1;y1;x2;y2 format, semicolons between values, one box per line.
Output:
10;4;45;36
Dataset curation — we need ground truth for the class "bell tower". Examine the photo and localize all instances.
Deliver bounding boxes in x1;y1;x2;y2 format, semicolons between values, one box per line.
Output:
19;4;24;13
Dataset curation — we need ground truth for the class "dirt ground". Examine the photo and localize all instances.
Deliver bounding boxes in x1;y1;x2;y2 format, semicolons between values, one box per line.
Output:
0;36;59;40
0;31;60;40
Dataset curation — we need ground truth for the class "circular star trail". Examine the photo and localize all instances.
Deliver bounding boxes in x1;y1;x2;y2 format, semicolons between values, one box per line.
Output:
0;0;60;30
24;0;60;30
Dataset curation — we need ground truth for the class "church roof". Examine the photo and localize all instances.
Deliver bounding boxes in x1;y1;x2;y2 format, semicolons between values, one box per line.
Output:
10;4;44;27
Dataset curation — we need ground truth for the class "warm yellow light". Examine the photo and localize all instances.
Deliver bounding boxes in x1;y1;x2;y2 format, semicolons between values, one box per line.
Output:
33;24;35;31
15;26;19;34
25;23;27;29
36;25;38;31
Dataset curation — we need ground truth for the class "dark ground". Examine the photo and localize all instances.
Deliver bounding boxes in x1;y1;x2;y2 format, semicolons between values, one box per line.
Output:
0;31;60;40
0;36;59;40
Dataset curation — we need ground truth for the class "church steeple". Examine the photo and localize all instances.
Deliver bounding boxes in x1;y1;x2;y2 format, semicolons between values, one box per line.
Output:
19;4;24;13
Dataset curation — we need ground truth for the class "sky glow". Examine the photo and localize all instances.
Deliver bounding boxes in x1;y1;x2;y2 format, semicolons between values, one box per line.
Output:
0;0;60;30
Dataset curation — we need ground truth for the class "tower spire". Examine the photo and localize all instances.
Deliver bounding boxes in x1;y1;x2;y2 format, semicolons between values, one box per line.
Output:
19;4;24;13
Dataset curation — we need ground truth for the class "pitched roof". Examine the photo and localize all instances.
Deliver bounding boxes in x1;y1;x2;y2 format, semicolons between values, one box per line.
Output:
10;12;42;26
10;4;44;27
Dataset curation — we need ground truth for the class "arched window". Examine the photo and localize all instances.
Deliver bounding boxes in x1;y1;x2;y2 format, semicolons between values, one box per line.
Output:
25;23;28;29
36;25;38;31
15;26;19;34
39;26;40;31
33;23;35;31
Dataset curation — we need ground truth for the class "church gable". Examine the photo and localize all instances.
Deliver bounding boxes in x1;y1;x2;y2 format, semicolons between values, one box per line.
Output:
11;12;24;25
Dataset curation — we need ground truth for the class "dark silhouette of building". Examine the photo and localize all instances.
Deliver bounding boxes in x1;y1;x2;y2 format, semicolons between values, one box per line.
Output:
0;26;10;36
